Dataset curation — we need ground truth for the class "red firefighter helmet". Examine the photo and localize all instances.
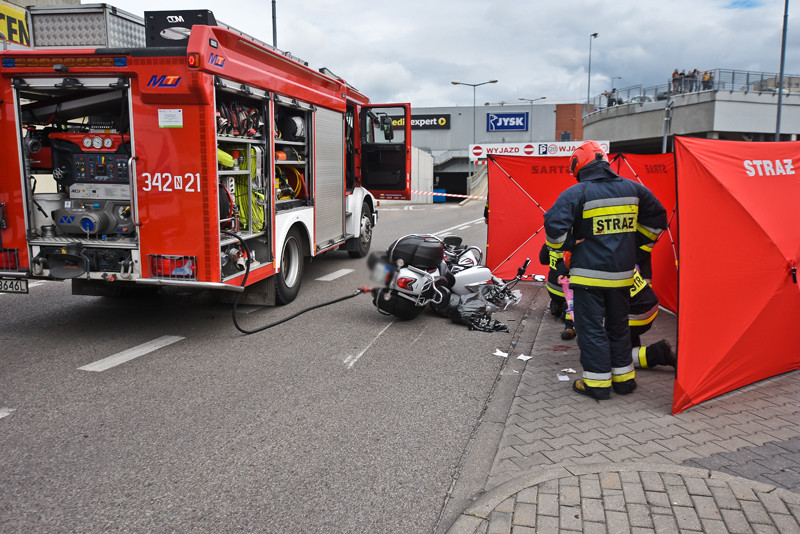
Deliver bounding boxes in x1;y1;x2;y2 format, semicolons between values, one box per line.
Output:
568;141;608;176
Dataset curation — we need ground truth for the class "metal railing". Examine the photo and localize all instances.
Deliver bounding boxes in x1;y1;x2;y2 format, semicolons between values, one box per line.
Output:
587;68;800;114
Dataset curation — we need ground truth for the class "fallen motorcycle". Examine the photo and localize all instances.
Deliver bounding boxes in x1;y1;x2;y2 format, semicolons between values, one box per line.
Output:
367;234;529;327
367;234;444;320
434;235;528;313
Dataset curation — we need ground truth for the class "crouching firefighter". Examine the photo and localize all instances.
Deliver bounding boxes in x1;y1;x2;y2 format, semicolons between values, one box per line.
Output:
544;141;667;400
629;238;676;370
539;244;576;339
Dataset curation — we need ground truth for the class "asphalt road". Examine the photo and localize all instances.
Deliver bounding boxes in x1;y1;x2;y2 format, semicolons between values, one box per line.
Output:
0;200;528;533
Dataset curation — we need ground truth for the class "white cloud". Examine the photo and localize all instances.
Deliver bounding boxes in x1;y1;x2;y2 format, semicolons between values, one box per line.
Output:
96;0;799;106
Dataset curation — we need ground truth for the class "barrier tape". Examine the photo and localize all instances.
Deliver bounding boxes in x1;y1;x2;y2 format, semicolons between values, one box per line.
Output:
412;190;487;200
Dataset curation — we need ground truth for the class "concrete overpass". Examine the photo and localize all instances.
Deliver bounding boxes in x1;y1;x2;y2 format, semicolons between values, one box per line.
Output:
584;88;800;154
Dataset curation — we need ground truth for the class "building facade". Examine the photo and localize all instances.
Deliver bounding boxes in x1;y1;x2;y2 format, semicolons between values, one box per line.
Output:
409;102;583;197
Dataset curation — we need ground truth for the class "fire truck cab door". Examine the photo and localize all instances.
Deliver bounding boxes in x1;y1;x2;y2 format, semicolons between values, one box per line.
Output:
359;104;411;201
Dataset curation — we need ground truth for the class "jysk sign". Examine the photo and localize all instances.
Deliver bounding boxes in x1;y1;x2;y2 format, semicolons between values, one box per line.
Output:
391;114;450;130
487;112;528;132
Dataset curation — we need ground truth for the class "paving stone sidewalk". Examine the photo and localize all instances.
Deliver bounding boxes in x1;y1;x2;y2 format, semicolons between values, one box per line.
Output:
443;284;800;533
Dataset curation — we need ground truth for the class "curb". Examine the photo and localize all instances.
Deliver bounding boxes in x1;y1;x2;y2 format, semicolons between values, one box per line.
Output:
434;285;548;533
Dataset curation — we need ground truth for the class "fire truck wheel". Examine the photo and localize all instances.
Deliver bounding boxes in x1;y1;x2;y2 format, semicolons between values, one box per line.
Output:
347;203;373;258
276;227;305;304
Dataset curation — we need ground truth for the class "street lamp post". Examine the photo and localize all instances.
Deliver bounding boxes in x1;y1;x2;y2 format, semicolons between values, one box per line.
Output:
612;76;622;91
271;0;277;47
775;0;789;141
519;96;546;141
451;79;498;146
587;33;598;114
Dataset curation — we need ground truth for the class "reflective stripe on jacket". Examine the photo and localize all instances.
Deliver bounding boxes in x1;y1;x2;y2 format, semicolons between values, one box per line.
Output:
539;244;568;298
544;161;667;290
629;268;659;326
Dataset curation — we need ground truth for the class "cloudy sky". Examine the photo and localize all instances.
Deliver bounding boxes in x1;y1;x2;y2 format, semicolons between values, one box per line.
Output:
100;0;797;107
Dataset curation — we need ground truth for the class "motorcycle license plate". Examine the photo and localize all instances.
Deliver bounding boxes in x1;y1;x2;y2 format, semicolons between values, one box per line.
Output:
370;263;392;284
0;278;28;294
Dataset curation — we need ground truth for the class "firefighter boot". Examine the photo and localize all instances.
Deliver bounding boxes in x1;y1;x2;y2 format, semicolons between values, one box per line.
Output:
561;318;576;340
572;379;610;400
646;340;677;368
612;364;637;395
612;377;637;395
550;300;565;318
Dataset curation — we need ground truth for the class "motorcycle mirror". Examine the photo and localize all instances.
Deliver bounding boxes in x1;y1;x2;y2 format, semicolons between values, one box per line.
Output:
517;258;531;277
443;235;462;248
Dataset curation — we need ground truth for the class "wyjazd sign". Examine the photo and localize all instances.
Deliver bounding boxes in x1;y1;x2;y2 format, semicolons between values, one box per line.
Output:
486;112;528;132
469;141;611;161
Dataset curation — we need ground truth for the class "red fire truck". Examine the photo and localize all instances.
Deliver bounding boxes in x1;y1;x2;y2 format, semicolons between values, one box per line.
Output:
0;6;411;304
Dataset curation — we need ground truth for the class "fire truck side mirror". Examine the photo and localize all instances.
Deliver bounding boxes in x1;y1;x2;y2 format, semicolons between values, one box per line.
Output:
380;115;394;141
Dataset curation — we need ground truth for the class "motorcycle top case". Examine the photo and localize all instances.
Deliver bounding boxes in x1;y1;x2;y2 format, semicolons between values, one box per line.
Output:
387;235;443;270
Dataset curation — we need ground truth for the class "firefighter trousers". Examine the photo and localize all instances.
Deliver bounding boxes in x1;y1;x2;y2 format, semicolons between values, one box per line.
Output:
572;287;634;389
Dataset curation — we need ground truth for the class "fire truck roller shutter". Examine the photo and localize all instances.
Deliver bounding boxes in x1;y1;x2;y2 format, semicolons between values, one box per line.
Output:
313;107;345;249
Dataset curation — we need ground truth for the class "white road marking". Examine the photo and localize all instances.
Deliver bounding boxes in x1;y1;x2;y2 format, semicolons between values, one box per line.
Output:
316;268;353;282
433;217;485;236
343;321;393;369
78;335;185;372
234;305;262;314
409;325;427;347
0;408;15;419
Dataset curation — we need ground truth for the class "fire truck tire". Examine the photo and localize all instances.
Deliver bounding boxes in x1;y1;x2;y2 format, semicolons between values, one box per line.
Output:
347;203;373;258
276;227;305;304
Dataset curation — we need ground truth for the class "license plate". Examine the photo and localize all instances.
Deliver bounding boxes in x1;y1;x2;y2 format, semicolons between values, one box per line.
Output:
0;278;29;294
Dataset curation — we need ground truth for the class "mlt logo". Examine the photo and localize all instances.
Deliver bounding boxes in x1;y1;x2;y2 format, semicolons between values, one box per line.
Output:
209;54;225;68
147;75;182;88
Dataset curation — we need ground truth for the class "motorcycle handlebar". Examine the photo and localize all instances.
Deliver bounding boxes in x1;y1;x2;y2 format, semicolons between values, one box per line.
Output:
517;258;531;278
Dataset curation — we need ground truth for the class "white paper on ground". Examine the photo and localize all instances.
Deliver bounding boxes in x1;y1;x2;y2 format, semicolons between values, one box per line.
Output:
557;367;577;381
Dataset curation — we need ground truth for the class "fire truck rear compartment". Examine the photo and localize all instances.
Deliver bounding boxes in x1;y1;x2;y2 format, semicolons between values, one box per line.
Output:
16;79;137;282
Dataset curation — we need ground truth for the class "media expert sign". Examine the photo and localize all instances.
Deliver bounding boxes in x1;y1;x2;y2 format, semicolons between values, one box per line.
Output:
487;112;528;132
0;3;30;46
390;114;450;130
470;141;611;161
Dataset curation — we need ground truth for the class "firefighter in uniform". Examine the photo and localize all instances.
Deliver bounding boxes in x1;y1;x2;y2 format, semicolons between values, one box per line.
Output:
539;244;576;339
544;141;667;400
629;235;676;370
629;266;676;369
549;246;677;368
